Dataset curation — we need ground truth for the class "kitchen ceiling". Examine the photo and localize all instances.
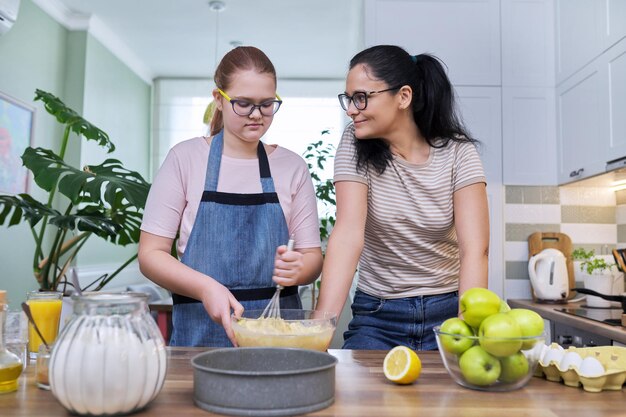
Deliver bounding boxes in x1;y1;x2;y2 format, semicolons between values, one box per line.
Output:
44;0;364;82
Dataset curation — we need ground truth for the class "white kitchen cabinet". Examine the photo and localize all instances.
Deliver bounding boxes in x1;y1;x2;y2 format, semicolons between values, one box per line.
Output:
501;0;557;185
556;59;609;184
604;0;626;51
501;0;555;87
455;87;504;296
606;38;626;162
556;0;626;85
502;87;557;185
364;0;501;86
555;0;602;84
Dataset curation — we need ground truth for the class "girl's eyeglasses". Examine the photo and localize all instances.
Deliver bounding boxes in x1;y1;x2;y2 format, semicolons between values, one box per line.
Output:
218;88;282;116
337;86;402;111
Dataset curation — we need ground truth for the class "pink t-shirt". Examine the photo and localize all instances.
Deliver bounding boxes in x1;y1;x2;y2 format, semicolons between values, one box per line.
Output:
141;137;321;257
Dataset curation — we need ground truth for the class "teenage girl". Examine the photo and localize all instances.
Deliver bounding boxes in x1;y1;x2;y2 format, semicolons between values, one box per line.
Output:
139;46;323;347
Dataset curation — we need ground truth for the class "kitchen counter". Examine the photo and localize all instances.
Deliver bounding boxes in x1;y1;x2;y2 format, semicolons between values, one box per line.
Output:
1;347;624;417
508;299;626;345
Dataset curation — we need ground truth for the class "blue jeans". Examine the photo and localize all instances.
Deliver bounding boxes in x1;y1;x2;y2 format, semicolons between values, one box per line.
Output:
343;290;459;350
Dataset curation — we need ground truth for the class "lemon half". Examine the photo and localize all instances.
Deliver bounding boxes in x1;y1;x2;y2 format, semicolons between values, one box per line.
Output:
383;346;422;384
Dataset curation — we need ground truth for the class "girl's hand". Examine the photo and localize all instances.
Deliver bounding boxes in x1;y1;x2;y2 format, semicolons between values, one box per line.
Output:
272;244;304;287
200;280;244;346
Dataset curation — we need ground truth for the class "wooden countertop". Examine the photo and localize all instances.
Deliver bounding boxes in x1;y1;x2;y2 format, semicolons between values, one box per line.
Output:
508;299;626;344
1;347;624;417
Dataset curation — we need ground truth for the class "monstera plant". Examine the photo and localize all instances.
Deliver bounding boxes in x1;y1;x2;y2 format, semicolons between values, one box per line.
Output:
0;89;150;292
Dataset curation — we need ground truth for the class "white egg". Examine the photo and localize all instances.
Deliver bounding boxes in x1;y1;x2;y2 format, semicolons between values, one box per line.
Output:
542;347;565;365
558;351;583;370
579;356;605;377
533;344;550;363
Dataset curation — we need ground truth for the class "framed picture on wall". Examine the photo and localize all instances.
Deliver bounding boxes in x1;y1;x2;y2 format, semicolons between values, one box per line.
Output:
0;91;35;194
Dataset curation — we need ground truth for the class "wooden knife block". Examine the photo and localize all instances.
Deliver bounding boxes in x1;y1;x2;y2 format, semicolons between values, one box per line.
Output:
527;231;575;302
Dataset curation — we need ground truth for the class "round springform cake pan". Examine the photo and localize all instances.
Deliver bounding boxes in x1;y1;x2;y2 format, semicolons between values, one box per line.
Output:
191;347;337;417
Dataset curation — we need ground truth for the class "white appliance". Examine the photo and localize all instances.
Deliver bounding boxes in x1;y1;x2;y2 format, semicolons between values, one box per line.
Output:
0;0;20;36
528;248;569;303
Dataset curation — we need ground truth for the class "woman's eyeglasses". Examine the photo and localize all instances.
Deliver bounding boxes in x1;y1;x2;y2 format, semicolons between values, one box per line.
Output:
218;88;282;116
337;86;402;111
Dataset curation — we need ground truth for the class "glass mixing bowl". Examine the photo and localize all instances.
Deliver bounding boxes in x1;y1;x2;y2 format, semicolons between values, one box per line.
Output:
231;309;337;351
434;325;546;391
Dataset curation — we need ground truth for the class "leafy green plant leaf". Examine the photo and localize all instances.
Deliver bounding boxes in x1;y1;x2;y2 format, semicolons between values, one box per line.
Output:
22;147;149;209
34;89;114;152
0;194;59;228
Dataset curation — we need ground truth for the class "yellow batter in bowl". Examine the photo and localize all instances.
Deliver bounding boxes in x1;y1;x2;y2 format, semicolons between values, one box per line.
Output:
232;310;336;351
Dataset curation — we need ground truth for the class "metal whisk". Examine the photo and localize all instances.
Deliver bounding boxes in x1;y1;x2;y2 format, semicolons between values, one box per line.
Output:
260;236;295;319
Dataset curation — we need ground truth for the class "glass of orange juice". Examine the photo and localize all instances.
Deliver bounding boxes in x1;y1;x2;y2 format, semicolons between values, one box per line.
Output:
26;291;63;359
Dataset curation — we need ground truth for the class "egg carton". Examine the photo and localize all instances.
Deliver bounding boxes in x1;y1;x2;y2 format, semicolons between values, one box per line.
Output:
534;343;626;392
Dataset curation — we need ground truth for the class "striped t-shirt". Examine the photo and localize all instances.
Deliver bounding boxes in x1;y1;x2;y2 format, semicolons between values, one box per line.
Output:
334;124;486;299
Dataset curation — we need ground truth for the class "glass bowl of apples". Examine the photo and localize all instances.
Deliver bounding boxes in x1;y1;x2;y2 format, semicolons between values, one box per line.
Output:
434;288;547;391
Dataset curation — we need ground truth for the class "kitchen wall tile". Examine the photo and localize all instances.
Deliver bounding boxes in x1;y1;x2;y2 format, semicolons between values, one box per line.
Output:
617;190;626;205
505;223;560;241
505;186;524;204
505;204;561;223
560;187;616;206
615;205;626;224
506;261;530;280
618;225;626;243
522;187;542;204
504;280;532;300
560;223;617;244
561;206;616;224
540;186;560;204
505;241;529;261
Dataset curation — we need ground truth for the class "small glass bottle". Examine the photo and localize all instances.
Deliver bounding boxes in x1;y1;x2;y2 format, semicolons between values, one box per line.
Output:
0;290;23;394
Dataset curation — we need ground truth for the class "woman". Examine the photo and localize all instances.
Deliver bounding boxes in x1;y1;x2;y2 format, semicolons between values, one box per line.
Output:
138;46;323;347
316;45;489;350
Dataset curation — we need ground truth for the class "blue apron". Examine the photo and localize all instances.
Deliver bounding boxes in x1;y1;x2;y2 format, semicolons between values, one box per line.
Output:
170;131;301;347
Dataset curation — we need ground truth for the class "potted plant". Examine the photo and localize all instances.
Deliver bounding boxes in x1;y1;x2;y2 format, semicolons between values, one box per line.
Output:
571;248;621;307
0;89;150;294
303;130;336;245
302;130;336;308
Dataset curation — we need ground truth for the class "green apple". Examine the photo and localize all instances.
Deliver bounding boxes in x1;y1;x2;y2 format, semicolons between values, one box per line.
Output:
508;309;544;349
498;352;529;383
459;288;502;329
478;313;522;357
499;300;511;313
458;345;501;386
439;318;475;355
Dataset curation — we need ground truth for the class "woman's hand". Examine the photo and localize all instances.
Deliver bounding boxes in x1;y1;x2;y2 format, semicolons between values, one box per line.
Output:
199;280;244;346
272;244;304;287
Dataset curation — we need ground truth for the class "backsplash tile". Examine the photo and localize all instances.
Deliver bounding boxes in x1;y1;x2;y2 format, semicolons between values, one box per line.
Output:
505;204;561;224
506;261;530;280
540;187;560;204
618;225;626;243
561;206;616;223
560;223;617;244
505;186;560;204
505;223;560;241
503;185;624;298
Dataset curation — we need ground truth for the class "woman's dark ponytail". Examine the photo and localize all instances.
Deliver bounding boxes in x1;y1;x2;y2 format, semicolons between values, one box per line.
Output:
349;45;476;174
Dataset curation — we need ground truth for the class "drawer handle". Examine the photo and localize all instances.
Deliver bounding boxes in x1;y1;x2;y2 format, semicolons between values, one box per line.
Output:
569;168;585;178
